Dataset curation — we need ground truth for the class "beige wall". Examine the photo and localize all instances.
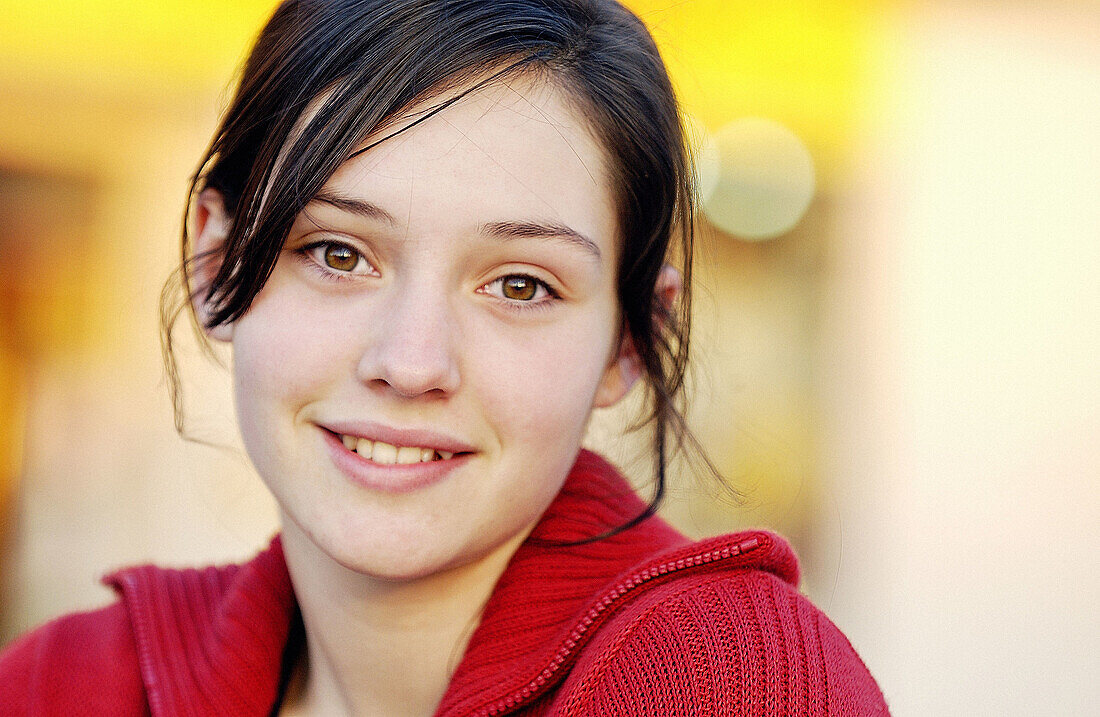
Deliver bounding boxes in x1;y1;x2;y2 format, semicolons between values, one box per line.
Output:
823;3;1099;714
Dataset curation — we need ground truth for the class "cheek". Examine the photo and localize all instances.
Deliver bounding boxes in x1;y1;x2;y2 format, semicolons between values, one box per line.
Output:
471;307;617;443
231;283;356;431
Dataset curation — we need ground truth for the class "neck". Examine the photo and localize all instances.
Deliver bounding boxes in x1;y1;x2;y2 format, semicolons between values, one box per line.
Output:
278;517;528;717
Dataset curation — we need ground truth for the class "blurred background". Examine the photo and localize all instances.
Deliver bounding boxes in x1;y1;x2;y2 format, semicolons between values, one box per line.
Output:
0;1;1097;714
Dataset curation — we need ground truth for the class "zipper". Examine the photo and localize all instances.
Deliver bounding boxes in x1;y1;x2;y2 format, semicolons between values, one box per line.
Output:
472;534;766;716
120;572;169;717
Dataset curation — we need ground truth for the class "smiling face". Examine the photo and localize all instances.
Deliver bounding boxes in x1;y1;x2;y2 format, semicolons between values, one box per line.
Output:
208;75;633;580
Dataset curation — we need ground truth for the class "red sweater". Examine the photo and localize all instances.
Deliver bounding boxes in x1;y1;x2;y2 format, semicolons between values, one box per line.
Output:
0;450;888;715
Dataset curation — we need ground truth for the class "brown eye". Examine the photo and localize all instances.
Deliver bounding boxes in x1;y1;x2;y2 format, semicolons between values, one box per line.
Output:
481;273;555;309
502;275;537;301
324;243;360;272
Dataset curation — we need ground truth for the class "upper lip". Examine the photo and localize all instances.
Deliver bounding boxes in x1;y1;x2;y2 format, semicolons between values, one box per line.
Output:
319;420;476;454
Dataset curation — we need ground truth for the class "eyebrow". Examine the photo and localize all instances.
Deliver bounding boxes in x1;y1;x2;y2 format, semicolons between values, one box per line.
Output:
309;190;399;225
479;220;602;261
308;190;602;261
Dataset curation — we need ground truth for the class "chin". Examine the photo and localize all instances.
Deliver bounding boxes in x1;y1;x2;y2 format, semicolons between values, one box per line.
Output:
313;523;468;583
331;541;441;580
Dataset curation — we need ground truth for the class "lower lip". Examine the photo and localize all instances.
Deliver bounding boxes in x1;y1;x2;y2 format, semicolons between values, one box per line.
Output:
320;428;470;494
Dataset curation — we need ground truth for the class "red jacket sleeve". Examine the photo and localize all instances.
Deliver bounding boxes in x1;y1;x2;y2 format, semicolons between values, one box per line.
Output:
0;601;148;715
552;570;889;715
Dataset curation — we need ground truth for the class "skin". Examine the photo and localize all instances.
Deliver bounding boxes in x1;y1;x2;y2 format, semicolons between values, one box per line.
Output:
192;74;679;716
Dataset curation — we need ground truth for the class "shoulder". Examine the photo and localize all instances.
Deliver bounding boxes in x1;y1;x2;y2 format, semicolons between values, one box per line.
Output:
0;600;146;715
555;557;889;715
0;540;283;717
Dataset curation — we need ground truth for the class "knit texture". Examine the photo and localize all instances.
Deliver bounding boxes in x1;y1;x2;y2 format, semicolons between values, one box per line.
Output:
0;450;888;715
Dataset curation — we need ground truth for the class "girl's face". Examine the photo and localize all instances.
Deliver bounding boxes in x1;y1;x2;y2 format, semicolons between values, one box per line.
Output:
216;76;633;580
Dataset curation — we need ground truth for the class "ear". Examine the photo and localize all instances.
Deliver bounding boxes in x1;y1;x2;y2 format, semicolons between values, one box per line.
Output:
593;265;683;408
190;188;234;343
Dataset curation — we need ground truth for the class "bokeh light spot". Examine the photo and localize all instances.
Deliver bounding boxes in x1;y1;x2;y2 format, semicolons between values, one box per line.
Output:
702;117;816;241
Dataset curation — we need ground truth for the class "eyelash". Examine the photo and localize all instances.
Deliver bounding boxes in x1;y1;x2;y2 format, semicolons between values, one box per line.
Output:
292;240;562;312
481;274;560;313
294;240;378;283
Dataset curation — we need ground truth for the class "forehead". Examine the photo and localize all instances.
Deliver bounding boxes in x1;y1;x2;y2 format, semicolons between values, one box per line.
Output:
315;74;618;256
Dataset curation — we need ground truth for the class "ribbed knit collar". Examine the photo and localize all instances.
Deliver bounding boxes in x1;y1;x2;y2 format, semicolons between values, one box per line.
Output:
105;450;798;716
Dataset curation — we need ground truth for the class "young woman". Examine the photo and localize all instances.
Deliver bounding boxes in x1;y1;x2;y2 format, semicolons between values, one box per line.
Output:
0;1;887;714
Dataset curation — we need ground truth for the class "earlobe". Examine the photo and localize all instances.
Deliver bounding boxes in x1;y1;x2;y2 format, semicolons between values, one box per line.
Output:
593;334;642;408
190;188;234;343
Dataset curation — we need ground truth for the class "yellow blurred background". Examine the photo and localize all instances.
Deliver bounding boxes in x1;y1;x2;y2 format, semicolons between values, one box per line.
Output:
1;1;1097;714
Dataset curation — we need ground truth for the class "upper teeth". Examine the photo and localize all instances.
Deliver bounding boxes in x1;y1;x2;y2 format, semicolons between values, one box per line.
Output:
340;435;453;464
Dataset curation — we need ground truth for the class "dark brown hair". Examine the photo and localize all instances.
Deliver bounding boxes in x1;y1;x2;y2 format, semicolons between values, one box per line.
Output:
162;0;717;535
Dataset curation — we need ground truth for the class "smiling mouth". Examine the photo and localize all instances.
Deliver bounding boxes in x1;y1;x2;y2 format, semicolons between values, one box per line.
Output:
336;433;457;464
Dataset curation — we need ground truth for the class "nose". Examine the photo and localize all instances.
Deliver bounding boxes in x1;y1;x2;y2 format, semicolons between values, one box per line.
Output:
356;278;461;398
